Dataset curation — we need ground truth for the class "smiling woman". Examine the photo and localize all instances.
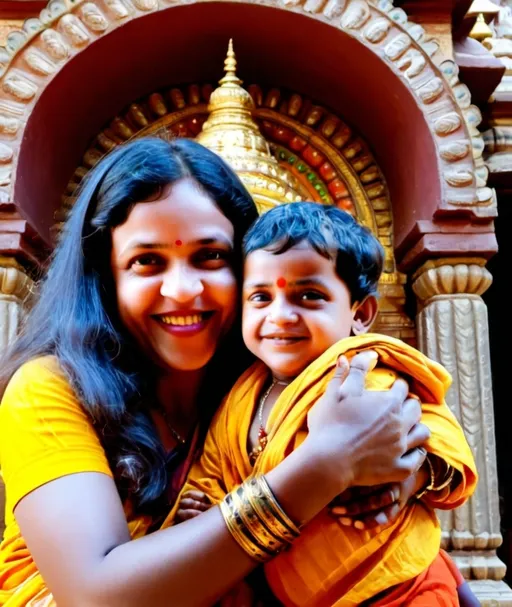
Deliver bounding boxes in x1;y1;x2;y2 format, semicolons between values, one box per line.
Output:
110;178;238;374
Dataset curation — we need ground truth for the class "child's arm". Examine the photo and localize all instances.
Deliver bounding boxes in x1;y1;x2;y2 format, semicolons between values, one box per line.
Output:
175;490;212;523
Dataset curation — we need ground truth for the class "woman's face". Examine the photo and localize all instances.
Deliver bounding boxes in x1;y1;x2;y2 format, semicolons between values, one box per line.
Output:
110;178;238;372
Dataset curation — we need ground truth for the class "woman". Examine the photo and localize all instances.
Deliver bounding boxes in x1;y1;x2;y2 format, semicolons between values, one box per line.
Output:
0;137;428;607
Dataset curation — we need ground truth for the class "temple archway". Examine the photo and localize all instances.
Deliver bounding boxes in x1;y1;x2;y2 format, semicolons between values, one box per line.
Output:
0;0;494;271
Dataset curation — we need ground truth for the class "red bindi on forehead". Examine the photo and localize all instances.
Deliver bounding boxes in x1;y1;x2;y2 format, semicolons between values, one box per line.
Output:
276;277;287;289
175;239;183;247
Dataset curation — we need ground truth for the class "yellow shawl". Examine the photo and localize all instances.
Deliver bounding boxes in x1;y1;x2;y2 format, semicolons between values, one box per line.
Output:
167;334;477;607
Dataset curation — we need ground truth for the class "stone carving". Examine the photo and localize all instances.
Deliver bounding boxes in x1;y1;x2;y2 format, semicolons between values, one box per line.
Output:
80;4;109;32
418;77;445;104
444;169;475;187
482;2;512;179
58;15;90;47
384;33;411;60
0;144;13;164
2;74;37;101
440;140;471;162
40;29;69;61
0;114;19;137
414;259;512;604
434;113;463;136
104;0;131;19
132;0;159;11
323;0;346;18
364;18;391;43
0;258;32;353
341;0;371;29
23;49;57;76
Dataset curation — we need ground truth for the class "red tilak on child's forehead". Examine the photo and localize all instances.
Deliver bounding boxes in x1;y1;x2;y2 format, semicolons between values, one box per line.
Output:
276;277;287;289
175;239;182;246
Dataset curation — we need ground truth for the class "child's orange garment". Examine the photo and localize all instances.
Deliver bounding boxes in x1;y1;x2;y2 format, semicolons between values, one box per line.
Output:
165;334;477;607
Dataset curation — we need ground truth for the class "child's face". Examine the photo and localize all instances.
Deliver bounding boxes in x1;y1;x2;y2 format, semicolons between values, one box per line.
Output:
242;241;374;380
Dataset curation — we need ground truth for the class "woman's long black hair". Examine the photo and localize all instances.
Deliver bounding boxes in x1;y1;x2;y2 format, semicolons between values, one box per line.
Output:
0;137;258;514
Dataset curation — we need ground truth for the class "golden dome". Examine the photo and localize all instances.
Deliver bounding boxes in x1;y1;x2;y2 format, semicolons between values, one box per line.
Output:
196;40;304;213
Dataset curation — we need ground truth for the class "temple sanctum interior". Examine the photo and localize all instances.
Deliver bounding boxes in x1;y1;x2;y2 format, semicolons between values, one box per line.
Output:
1;0;512;604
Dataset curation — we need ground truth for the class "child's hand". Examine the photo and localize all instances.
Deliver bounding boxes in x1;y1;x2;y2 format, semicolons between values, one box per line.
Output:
175;490;211;523
329;461;428;530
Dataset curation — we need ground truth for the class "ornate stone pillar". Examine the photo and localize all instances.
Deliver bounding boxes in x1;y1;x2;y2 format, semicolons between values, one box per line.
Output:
413;258;512;606
0;256;32;352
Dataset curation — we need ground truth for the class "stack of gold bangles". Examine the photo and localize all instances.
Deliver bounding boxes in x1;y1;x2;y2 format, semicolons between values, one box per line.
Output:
416;452;456;500
220;476;301;562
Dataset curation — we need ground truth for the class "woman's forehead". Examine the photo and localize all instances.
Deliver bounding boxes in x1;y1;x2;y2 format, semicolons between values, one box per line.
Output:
112;179;235;248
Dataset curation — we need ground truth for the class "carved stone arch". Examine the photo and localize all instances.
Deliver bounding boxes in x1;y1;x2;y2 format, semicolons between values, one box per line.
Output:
0;0;495;257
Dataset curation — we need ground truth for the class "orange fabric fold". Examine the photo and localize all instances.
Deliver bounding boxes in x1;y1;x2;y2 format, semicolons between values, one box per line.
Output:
368;550;461;607
168;334;477;606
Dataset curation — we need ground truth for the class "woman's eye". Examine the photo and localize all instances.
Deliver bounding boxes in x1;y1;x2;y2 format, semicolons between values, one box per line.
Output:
129;254;163;273
195;250;231;267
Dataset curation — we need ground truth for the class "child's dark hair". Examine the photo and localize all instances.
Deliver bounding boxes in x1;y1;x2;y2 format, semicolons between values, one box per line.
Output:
243;202;383;303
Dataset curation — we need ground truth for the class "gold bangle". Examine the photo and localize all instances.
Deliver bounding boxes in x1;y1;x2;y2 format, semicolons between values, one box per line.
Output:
251;476;301;537
220;494;274;563
232;485;285;554
415;454;436;500
432;466;456;492
245;477;299;544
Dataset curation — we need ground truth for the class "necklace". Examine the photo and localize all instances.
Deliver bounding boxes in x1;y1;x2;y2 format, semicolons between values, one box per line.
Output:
158;407;187;446
249;377;289;465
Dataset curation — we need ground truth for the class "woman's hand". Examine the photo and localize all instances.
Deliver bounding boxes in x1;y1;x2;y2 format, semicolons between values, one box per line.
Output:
330;461;429;530
305;351;430;494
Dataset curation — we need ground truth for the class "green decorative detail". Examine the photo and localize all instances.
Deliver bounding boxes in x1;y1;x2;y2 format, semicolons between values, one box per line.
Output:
296;163;306;173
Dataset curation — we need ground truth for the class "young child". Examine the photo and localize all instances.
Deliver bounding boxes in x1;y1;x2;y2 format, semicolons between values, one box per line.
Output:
167;202;477;606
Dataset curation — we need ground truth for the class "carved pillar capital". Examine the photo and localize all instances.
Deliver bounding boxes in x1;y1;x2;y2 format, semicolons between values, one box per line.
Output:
0;256;33;301
0;256;33;358
412;257;492;303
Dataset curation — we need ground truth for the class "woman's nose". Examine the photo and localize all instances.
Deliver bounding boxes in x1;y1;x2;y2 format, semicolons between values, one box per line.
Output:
160;265;204;303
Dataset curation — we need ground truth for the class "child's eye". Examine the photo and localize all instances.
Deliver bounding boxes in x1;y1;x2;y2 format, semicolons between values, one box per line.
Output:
248;292;271;303
300;290;326;301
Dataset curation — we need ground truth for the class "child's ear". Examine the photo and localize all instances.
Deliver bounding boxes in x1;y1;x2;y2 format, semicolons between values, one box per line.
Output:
351;295;379;335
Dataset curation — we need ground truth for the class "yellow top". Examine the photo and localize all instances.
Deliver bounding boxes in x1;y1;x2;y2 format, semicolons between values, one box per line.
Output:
0;357;152;606
165;334;477;607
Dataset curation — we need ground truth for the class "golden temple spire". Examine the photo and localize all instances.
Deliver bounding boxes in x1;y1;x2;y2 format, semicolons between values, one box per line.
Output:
219;39;240;87
196;40;303;213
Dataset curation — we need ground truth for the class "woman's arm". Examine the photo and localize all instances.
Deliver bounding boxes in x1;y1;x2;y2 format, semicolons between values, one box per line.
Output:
15;352;429;607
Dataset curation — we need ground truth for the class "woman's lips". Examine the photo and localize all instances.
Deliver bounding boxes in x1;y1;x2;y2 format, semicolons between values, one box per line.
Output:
154;311;215;337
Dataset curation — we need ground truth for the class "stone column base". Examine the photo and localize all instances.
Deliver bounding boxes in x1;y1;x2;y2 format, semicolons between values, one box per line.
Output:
469;580;512;606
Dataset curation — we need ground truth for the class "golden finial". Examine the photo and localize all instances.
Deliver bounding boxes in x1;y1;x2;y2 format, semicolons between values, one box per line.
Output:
219;39;241;87
196;40;305;213
467;0;499;40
